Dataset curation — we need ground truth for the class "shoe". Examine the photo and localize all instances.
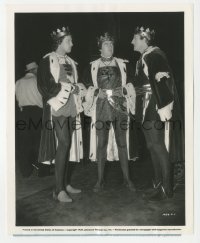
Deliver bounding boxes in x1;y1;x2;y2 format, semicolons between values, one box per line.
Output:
152;180;162;189
93;181;104;193
126;181;137;192
161;185;173;199
53;190;72;203
143;187;163;201
143;181;162;196
143;185;173;201
123;179;136;192
66;185;81;194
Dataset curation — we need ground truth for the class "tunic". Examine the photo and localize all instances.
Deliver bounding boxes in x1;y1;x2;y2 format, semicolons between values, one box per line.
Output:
96;65;127;122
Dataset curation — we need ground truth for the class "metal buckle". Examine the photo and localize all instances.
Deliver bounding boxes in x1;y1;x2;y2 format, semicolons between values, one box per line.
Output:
106;89;112;97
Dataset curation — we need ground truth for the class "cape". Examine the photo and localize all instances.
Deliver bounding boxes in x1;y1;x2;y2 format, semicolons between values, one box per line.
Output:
135;46;184;163
82;57;139;161
37;52;86;164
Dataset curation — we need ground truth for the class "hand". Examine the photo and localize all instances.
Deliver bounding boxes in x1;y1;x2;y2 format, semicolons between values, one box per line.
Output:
157;102;173;121
71;85;80;95
158;109;172;121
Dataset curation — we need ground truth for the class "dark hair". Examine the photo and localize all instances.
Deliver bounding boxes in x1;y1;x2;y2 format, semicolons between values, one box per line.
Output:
97;32;115;49
134;27;155;46
51;35;70;51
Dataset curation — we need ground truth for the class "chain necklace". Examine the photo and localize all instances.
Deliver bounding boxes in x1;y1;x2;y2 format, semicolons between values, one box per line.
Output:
100;56;114;67
101;55;113;62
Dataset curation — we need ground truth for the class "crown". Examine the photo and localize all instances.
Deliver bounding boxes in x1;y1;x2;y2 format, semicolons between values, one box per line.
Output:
97;32;114;47
134;26;155;41
51;26;71;40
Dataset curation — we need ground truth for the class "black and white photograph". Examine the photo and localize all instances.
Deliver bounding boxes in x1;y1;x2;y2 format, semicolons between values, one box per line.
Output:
6;3;194;235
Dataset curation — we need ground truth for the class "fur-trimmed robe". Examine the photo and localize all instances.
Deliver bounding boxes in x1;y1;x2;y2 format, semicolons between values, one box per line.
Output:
37;52;86;164
83;57;138;162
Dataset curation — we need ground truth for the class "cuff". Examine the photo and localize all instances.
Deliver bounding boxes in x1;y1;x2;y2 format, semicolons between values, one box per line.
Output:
47;97;64;111
157;101;174;121
47;83;72;111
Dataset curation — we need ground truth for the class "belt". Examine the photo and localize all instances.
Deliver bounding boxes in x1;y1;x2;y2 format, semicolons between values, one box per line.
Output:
134;84;152;122
99;87;123;99
135;84;152;96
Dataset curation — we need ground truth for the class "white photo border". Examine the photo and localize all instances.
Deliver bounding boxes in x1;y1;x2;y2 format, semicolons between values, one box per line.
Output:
6;2;194;236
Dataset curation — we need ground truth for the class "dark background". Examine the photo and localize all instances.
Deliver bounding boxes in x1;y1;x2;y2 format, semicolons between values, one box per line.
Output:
15;14;185;223
15;12;184;109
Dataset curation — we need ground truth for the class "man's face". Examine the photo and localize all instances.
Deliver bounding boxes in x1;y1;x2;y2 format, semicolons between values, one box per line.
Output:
100;41;114;58
60;35;73;54
131;34;146;53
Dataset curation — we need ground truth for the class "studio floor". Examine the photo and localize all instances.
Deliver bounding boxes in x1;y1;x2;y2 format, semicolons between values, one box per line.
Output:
16;159;185;227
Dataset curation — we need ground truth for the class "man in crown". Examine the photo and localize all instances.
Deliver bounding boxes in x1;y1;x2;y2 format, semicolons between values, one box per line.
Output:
37;27;86;202
131;27;184;201
83;32;138;192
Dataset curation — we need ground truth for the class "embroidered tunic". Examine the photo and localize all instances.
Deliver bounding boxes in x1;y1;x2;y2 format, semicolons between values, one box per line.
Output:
82;57;139;161
52;61;77;117
37;52;86;163
96;65;127;121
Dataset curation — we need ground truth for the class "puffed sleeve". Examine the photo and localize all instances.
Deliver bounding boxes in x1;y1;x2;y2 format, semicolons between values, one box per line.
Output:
37;56;61;102
144;50;174;110
81;65;93;89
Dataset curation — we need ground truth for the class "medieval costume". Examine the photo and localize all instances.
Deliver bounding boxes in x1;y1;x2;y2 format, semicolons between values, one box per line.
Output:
83;33;138;191
37;27;86;202
133;27;184;200
83;58;138;160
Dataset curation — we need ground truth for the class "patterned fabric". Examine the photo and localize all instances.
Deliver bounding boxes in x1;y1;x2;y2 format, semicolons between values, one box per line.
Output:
37;53;85;163
82;57;139;162
51;62;77;117
96;66;127;121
